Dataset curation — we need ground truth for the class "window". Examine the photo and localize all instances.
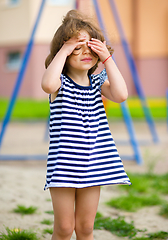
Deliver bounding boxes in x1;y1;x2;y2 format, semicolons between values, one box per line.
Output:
47;0;74;6
6;0;21;7
6;51;22;71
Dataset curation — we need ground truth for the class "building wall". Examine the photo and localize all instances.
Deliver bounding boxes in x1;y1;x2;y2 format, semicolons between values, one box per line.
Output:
33;0;76;43
0;44;48;98
0;0;76;45
0;0;31;46
133;0;168;97
133;0;168;58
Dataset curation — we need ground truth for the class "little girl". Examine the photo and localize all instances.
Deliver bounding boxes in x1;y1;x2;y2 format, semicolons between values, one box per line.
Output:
42;9;131;240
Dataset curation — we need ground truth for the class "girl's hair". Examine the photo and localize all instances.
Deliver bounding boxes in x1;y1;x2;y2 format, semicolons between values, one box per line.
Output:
45;10;114;75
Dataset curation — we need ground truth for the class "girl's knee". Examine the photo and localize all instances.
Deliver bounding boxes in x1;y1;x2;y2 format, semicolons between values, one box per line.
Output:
54;222;74;238
75;221;93;237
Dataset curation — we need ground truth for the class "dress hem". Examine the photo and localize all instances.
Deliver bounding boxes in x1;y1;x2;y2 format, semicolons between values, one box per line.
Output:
44;180;131;190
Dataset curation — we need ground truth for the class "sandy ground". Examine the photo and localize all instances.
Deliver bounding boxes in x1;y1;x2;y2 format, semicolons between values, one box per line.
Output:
0;120;168;239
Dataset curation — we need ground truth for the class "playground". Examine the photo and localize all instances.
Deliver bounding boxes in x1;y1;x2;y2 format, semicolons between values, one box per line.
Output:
0;120;168;239
0;0;168;239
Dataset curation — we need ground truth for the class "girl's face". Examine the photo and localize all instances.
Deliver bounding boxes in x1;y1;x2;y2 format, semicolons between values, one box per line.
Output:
66;30;98;74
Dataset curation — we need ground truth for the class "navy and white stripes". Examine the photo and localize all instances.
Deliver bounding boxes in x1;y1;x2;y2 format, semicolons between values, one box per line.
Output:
44;69;131;189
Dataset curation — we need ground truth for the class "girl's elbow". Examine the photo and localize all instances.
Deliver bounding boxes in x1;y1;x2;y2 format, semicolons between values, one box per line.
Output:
41;76;60;93
115;91;128;103
120;91;128;102
41;81;49;93
41;81;54;94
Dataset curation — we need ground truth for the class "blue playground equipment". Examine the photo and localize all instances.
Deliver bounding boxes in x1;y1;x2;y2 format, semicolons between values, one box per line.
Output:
0;0;159;164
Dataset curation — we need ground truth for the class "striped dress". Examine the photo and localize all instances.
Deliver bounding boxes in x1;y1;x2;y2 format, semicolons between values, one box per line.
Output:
44;69;131;190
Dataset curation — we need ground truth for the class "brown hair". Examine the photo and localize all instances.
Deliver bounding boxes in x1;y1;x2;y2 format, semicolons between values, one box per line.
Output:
45;10;114;75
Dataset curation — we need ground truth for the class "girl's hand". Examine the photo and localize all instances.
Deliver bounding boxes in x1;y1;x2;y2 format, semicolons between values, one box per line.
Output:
88;38;110;63
62;34;86;56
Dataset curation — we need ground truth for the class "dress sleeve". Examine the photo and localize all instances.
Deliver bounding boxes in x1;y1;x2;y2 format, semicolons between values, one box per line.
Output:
60;73;66;89
99;68;108;89
49;74;65;103
91;68;108;93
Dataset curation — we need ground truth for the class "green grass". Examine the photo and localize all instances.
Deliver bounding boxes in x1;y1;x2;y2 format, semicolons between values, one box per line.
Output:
46;198;51;202
106;194;163;212
133;231;168;239
119;172;168;195
94;213;168;239
147;231;168;239
106;172;168;212
42;228;53;235
13;205;38;215
0;227;39;240
40;219;53;225
94;212;142;238
0;98;49;120
159;203;168;218
45;210;54;215
0;97;166;120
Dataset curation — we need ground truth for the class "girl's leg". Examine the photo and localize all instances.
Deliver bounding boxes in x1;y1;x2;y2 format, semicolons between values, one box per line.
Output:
49;187;76;240
75;186;100;240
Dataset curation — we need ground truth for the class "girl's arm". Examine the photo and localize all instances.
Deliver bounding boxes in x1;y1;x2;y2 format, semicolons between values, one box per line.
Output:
101;57;128;103
41;49;67;94
41;34;86;94
88;39;128;103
